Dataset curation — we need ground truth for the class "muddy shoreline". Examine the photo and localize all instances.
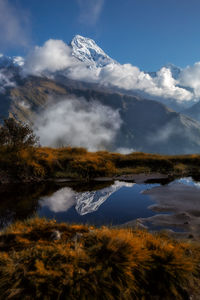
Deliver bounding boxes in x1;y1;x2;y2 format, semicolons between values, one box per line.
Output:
122;181;200;240
0;171;179;185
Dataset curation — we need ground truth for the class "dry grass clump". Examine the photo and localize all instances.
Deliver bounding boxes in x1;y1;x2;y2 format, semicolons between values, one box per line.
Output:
1;145;200;181
0;218;199;299
33;148;200;179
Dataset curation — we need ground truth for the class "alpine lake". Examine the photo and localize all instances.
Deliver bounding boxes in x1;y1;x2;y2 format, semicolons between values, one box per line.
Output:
1;176;200;238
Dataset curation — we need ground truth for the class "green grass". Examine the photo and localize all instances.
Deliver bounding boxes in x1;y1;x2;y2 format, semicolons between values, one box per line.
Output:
0;218;200;299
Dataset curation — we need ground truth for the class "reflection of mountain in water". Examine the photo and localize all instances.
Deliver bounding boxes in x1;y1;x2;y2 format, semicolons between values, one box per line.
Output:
75;181;134;215
40;181;134;215
0;181;115;228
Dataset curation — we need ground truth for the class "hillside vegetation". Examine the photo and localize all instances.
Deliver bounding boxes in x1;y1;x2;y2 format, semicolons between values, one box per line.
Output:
1;145;200;182
0;217;199;299
0;117;200;182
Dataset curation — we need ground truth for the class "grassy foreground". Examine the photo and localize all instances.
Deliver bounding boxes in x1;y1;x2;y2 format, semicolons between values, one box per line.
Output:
1;146;200;182
0;218;200;299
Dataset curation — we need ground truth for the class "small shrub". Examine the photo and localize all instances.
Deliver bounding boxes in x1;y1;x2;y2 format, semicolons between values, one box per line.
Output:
0;118;39;151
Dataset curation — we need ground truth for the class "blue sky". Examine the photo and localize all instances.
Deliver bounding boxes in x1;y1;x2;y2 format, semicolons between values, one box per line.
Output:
1;0;200;71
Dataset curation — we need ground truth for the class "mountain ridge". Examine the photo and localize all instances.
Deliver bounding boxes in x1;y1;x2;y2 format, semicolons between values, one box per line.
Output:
2;75;200;154
1;35;200;154
70;35;115;68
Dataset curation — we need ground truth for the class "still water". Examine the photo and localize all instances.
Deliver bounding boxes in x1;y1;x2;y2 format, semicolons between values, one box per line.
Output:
0;177;199;231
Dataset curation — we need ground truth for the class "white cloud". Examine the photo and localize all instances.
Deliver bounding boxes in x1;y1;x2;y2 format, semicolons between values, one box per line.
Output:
69;62;193;104
18;100;30;110
76;0;104;25
99;65;193;102
0;70;15;92
33;96;122;151
147;122;178;143
0;0;30;50
22;39;198;107
115;148;136;154
179;62;200;97
149;67;193;102
23;39;78;76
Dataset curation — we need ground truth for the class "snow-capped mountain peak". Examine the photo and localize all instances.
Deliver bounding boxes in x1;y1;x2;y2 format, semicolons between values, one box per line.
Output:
163;63;181;79
70;34;115;68
147;63;182;80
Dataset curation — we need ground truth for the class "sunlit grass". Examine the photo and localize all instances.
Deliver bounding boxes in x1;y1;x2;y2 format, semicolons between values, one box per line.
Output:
0;218;199;299
0;146;200;181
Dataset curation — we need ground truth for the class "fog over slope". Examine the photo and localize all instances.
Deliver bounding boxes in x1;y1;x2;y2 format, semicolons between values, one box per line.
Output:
34;96;122;151
1;75;200;154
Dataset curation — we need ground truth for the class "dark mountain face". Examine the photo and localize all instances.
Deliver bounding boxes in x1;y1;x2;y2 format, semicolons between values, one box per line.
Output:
1;76;200;155
182;101;200;122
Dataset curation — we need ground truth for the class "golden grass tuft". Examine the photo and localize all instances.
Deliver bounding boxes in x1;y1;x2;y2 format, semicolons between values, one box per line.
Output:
1;146;200;180
0;218;199;299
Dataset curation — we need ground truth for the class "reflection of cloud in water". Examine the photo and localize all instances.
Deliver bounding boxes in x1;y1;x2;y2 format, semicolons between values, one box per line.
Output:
40;187;76;213
40;181;134;214
171;177;200;188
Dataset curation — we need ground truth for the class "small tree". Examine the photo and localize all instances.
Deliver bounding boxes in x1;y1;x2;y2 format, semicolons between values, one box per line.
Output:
0;118;39;150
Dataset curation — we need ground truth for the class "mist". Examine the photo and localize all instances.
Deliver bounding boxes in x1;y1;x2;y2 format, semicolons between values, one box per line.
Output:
33;96;122;151
0;69;15;92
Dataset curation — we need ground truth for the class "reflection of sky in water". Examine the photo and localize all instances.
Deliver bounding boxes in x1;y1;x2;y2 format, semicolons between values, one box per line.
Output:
40;181;134;215
39;181;159;226
1;177;200;228
171;177;200;188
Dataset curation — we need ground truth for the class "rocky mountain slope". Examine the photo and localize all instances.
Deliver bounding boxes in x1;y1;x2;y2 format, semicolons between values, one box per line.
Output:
182;101;200;122
70;35;115;68
1;75;200;154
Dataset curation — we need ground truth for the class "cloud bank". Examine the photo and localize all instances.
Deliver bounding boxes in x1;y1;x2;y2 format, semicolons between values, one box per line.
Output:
179;62;200;98
97;64;193;103
76;0;104;26
23;38;199;107
33;96;122;151
23;39;77;75
0;0;30;51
